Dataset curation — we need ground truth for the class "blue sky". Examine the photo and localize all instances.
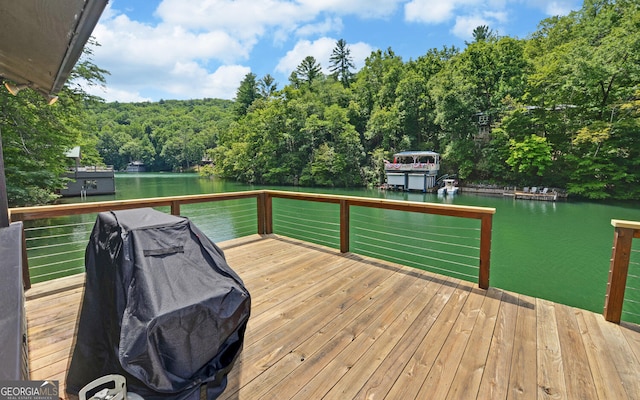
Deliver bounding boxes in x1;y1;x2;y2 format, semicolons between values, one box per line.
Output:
85;0;582;103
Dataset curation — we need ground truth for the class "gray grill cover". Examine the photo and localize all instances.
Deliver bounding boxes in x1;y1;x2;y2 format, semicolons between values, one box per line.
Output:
66;208;250;399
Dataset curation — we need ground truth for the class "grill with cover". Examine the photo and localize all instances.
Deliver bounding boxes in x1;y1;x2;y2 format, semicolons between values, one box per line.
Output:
66;208;251;400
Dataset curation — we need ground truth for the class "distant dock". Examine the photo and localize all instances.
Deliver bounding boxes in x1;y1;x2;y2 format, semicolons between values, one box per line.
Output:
504;188;559;201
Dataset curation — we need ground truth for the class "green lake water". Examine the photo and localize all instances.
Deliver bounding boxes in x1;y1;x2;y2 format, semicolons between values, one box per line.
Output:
59;172;640;321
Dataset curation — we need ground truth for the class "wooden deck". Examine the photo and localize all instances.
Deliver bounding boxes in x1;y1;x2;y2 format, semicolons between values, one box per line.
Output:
26;234;640;399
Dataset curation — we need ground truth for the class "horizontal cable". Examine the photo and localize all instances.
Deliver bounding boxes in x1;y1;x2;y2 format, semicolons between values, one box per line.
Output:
185;204;255;218
26;230;91;242
355;246;476;280
30;256;84;270
354;225;478;252
32;265;85;280
622;310;640;318
27;239;88;251
24;220;95;232
355;232;478;261
277;221;338;238
276;213;339;229
354;220;478;244
275;223;337;247
29;248;84;260
351;209;480;232
274;201;336;216
353;236;477;271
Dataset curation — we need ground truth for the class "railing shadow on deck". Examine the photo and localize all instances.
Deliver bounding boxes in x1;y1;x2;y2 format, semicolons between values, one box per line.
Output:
10;190;496;291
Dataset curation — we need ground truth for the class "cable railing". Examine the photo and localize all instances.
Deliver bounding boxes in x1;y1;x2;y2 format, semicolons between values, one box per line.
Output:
23;217;96;283
273;199;340;249
604;219;640;324
9;190;496;290
350;207;480;282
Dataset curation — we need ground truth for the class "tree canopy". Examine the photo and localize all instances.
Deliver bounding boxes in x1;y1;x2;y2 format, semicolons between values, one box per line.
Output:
4;0;639;205
1;41;109;206
209;0;639;199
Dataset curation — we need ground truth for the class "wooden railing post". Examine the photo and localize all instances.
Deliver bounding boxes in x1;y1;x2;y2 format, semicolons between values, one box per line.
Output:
340;199;349;253
604;221;636;323
478;214;493;289
257;192;273;235
170;201;180;216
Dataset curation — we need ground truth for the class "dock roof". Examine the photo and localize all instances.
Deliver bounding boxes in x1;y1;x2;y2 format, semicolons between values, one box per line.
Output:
393;151;439;157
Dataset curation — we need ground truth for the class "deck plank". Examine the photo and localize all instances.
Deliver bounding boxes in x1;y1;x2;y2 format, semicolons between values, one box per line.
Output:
507;294;537;400
352;275;458;400
24;234;640;400
475;290;519;399
445;287;503;399
555;305;599;399
535;299;566;400
575;309;629;399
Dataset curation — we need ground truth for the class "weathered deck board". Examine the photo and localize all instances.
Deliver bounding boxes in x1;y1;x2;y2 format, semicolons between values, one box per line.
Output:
25;234;640;399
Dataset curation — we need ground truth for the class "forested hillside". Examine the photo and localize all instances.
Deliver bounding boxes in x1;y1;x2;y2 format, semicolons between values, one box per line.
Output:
86;99;234;172
3;0;638;207
208;0;639;200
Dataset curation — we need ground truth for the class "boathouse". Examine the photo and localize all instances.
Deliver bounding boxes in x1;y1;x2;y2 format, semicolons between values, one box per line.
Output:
384;151;440;192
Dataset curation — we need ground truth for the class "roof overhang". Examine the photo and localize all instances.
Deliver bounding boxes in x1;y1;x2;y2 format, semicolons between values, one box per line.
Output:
0;0;109;99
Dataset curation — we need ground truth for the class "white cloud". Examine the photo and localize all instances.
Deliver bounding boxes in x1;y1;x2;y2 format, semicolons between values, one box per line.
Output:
87;0;582;102
295;0;404;18
185;64;252;100
296;17;344;37
275;38;374;75
85;84;152;103
542;1;578;16
405;0;458;23
275;38;336;75
452;15;491;40
91;1;396;101
349;42;377;70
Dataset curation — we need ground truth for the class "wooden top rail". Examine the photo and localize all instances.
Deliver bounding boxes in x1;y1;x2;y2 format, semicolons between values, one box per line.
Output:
263;190;496;219
9;190;264;221
10;190;496;221
611;219;640;238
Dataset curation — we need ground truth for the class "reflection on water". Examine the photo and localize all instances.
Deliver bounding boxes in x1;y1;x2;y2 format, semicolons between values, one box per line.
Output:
54;173;640;321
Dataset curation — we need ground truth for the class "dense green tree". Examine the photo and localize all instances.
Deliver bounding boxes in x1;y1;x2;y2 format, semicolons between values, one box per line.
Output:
234;73;259;117
522;0;640;198
258;74;278;98
294;56;323;86
506;134;553;178
469;25;495;44
1;41;108;206
329;39;356;87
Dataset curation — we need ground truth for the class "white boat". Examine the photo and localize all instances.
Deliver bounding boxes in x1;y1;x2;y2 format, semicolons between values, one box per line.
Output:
437;179;459;195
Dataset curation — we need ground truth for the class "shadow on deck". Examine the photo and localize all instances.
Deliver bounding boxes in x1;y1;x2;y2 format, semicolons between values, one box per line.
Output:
26;235;640;399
